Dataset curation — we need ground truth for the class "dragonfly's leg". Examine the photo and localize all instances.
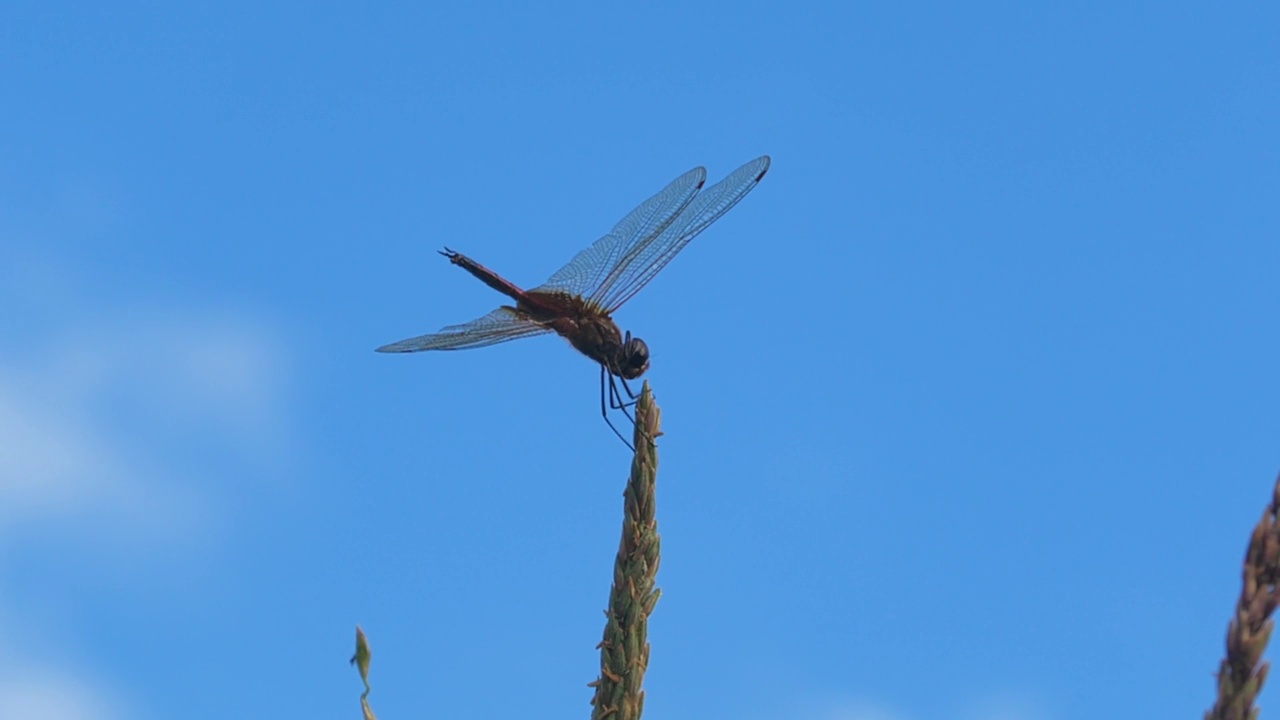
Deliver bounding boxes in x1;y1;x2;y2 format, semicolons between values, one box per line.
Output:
618;376;641;405
609;372;658;448
601;365;635;452
608;373;639;423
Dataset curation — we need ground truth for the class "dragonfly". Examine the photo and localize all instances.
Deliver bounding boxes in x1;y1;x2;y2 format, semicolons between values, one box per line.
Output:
377;155;771;448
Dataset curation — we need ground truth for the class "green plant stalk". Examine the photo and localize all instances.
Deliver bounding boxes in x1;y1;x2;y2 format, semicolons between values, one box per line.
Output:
589;382;662;720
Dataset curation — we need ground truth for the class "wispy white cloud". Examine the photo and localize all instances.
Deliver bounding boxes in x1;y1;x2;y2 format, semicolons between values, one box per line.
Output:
0;311;291;543
0;669;125;720
0;372;129;526
0;253;295;719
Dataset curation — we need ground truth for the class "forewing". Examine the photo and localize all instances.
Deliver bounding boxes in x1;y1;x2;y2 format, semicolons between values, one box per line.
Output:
531;165;708;299
375;306;550;353
592;156;770;311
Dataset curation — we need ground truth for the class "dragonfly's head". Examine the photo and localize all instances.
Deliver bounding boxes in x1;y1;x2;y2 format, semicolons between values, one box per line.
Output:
618;331;650;379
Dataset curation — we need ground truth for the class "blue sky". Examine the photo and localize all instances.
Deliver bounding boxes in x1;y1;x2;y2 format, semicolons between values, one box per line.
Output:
2;2;1277;719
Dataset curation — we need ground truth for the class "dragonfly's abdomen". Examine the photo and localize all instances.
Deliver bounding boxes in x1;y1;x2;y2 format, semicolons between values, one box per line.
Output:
441;248;527;302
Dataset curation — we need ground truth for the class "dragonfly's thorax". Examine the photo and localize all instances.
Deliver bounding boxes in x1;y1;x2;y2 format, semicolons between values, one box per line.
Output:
520;292;649;378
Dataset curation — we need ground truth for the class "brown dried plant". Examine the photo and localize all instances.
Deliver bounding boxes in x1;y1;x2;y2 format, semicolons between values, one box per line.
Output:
1206;474;1280;720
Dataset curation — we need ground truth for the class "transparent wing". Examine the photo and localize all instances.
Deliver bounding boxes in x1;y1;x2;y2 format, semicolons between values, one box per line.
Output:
375;306;551;353
592;155;770;312
531;165;708;300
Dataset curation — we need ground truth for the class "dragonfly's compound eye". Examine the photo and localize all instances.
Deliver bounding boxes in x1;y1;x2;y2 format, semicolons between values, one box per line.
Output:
620;336;650;379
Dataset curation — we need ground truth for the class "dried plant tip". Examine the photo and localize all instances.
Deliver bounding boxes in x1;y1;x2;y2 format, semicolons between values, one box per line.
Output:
1205;472;1280;720
351;625;372;685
